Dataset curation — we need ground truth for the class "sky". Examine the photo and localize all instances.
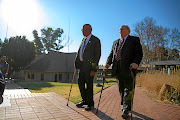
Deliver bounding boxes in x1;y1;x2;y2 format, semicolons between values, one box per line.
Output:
0;0;180;65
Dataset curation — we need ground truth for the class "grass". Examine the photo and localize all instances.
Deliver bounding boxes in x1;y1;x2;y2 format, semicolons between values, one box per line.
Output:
136;71;180;104
16;78;117;103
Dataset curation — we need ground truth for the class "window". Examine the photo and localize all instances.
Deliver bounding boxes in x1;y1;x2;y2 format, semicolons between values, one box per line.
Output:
31;73;34;79
28;72;30;79
67;74;69;79
59;74;62;81
41;73;44;81
54;74;57;82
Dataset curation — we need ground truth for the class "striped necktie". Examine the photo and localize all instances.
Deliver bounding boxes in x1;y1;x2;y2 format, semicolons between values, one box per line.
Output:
115;39;124;61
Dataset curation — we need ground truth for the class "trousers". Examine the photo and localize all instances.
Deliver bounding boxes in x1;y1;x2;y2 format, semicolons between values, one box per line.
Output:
116;60;136;111
78;62;94;106
0;83;5;97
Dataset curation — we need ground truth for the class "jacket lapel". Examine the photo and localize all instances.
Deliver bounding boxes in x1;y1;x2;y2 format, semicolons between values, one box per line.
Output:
114;39;119;52
77;39;83;58
78;38;85;52
87;35;93;45
121;35;130;52
83;35;93;52
112;39;119;60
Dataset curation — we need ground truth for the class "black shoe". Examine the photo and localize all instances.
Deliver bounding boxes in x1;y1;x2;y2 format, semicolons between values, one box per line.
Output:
0;96;3;104
121;110;129;119
76;101;87;108
85;106;94;111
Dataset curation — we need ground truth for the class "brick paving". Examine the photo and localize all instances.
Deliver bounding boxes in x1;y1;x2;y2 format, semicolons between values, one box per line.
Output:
0;92;99;120
0;81;180;120
92;85;180;120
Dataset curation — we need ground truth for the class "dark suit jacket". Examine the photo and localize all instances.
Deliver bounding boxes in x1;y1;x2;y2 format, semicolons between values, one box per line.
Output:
106;35;143;77
75;35;101;72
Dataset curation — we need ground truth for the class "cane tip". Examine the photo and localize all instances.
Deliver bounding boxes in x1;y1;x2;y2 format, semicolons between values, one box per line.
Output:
96;111;98;114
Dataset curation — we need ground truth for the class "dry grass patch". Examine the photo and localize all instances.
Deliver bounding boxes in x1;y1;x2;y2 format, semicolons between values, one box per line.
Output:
136;71;180;104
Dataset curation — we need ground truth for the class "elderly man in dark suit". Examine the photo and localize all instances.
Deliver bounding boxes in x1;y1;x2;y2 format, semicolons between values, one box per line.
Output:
105;25;143;119
75;24;101;111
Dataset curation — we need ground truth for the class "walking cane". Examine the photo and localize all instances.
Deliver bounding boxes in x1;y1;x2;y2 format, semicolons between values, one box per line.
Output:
67;68;76;106
96;71;106;114
129;66;136;120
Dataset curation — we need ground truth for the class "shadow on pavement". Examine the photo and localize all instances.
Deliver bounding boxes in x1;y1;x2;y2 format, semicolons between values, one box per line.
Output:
91;109;154;120
5;80;54;90
132;111;154;120
92;108;114;120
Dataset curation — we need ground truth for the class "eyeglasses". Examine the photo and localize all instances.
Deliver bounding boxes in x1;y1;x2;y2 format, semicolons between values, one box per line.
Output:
81;28;89;31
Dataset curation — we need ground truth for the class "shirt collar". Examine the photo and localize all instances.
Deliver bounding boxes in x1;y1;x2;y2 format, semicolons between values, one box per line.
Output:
121;35;129;41
84;33;92;40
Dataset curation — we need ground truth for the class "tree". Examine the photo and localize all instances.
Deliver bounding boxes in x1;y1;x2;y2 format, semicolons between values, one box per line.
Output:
134;17;157;63
0;38;2;45
2;36;35;74
41;27;64;52
152;26;169;60
4;38;9;43
134;17;170;62
0;38;9;57
169;48;179;60
169;28;180;51
32;30;44;54
0;38;2;56
0;38;3;49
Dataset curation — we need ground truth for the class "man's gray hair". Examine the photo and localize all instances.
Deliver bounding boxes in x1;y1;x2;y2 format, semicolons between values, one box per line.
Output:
120;25;130;33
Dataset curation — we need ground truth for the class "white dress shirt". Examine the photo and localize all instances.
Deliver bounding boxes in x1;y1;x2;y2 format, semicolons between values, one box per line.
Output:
118;35;129;49
80;34;92;61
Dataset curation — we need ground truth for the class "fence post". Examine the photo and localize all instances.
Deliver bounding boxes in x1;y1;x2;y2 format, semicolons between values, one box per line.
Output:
168;68;170;75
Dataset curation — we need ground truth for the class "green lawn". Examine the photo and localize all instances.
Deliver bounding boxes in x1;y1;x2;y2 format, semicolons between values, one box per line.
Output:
16;78;117;103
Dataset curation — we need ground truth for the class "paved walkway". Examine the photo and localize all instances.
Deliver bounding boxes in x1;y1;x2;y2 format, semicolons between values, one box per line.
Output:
93;85;180;120
5;80;23;89
0;81;180;120
0;92;100;120
0;81;31;108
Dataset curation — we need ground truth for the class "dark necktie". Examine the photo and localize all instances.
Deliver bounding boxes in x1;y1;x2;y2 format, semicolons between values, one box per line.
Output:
115;39;124;61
